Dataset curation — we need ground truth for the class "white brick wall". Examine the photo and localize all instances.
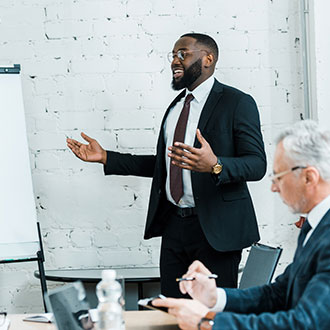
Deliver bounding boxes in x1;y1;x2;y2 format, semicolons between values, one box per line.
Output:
0;0;306;312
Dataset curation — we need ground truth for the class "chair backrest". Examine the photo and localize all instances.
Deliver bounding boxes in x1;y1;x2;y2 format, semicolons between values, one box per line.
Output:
239;243;282;289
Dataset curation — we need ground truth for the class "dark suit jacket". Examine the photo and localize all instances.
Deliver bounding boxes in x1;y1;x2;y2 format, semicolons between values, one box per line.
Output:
104;79;266;251
214;209;330;329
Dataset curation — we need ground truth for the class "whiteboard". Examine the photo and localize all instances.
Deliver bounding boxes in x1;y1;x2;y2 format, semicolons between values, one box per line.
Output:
0;67;39;260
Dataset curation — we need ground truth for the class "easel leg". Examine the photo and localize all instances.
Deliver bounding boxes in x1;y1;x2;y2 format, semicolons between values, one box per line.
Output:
37;251;48;312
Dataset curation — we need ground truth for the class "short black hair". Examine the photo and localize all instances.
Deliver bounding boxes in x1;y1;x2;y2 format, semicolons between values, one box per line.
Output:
181;33;219;61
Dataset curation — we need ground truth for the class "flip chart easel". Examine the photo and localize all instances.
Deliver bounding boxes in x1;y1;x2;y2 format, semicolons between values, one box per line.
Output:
0;64;48;311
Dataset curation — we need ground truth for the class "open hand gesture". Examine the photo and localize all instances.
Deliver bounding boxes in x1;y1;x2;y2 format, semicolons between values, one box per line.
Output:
66;132;107;164
168;129;217;173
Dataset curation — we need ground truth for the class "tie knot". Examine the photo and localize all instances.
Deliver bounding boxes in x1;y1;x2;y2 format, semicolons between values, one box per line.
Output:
295;216;306;229
184;93;194;105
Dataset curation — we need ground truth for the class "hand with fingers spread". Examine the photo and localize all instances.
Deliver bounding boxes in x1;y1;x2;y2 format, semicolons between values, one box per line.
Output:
152;297;209;330
179;261;218;308
168;129;217;173
66;132;107;165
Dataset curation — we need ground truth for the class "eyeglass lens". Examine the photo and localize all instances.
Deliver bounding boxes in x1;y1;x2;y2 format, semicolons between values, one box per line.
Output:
168;50;185;62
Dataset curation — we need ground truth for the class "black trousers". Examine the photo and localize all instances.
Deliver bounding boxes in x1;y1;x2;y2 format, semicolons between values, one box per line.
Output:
160;208;242;298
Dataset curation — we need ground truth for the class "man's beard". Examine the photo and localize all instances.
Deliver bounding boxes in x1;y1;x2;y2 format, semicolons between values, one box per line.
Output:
171;58;202;91
286;195;308;214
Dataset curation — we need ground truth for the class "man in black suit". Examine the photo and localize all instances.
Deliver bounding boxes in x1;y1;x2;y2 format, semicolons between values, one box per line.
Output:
153;120;330;329
67;33;266;297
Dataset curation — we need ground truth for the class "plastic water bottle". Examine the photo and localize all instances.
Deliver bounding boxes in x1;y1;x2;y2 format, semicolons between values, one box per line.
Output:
96;270;124;330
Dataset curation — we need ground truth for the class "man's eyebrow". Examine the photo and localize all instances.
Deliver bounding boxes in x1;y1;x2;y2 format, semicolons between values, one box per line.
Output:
173;48;189;52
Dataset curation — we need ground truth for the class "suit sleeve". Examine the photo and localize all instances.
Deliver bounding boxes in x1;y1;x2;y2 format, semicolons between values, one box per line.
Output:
217;95;267;184
223;266;290;314
212;247;330;329
104;150;156;178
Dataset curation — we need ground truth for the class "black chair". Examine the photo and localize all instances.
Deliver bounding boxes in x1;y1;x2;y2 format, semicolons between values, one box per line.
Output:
239;243;282;289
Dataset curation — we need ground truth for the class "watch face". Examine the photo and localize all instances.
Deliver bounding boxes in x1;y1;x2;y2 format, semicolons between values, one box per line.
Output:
201;318;214;330
212;164;222;175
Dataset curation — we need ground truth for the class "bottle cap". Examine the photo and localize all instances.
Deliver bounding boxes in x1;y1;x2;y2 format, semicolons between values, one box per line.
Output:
102;269;116;280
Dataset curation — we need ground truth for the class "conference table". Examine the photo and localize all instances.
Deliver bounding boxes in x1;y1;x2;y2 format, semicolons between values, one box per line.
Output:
8;310;179;329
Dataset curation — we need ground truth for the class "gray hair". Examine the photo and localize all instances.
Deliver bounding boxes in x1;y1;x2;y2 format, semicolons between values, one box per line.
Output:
276;120;330;181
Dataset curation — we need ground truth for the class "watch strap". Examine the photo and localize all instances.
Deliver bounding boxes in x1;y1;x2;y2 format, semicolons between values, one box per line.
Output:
198;311;216;330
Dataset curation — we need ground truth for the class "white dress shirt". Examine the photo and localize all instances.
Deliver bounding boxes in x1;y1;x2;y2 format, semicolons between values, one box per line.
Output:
303;194;330;246
163;76;215;207
212;194;330;312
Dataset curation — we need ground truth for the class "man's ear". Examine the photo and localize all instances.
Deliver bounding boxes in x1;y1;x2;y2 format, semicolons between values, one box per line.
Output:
305;167;319;186
203;53;215;68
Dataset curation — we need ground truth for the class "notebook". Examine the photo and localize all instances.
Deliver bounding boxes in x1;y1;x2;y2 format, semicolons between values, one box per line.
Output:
45;281;95;330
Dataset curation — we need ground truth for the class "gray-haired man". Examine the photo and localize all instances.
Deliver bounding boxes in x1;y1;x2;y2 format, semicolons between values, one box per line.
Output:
154;120;330;330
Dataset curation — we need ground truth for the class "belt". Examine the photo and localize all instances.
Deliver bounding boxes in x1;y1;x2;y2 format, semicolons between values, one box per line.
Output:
172;205;197;218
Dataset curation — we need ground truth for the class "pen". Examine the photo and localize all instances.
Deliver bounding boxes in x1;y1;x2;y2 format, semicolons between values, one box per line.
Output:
176;274;218;282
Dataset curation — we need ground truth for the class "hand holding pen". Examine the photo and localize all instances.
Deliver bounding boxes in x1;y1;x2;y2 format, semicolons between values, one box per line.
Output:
178;261;218;308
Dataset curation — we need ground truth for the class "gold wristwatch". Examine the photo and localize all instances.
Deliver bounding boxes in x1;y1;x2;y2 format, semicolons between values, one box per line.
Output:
211;157;223;175
198;311;216;330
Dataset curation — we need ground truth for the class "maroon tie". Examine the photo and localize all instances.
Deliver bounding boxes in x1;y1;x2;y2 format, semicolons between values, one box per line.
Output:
295;216;306;229
170;93;194;204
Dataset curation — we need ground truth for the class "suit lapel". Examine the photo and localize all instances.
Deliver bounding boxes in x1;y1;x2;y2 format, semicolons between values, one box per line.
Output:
161;90;186;127
156;90;185;150
194;79;224;147
286;210;330;304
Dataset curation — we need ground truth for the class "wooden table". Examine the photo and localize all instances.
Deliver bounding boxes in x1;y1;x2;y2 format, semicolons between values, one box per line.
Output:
9;311;179;329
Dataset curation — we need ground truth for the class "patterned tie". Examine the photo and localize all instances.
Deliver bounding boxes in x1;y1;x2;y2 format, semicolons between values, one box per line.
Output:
295;219;312;259
170;93;194;204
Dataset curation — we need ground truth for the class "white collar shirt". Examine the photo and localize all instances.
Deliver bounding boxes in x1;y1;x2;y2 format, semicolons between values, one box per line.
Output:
304;194;330;246
163;76;215;207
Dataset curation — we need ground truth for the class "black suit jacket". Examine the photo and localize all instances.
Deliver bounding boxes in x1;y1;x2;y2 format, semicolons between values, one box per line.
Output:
214;209;330;329
104;79;266;251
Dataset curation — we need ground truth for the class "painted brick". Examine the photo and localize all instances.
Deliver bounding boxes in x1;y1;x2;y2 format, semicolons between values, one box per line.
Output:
35;151;60;170
45;20;94;39
51;249;100;268
35;114;59;132
70;229;93;248
104;109;155;130
117;129;158;149
117;229;142;248
105;72;152;94
59;111;105;130
71;54;116;74
94;231;118;248
93;19;141;37
127;0;152;17
43;229;71;249
117;53;164;73
99;250;150;267
28;132;67;150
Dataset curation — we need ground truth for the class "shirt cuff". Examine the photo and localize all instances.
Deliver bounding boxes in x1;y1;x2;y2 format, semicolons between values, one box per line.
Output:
210;288;227;312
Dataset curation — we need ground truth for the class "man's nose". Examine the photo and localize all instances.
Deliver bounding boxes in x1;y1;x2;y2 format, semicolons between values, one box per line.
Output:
271;181;279;192
171;54;181;65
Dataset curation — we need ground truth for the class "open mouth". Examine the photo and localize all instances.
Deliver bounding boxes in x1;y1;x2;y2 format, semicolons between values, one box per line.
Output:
173;68;184;79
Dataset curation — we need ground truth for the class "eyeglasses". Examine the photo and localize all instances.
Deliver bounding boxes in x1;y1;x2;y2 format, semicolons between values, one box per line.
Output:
167;50;207;63
269;166;307;184
0;312;7;326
